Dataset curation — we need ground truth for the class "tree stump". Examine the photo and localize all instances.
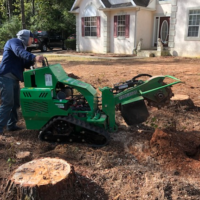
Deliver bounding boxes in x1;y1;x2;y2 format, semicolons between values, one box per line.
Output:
2;157;76;200
170;94;194;109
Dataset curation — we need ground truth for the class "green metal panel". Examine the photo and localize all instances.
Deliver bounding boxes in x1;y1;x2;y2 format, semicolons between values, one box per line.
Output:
20;88;70;129
100;87;116;131
121;96;144;105
22;63;99;130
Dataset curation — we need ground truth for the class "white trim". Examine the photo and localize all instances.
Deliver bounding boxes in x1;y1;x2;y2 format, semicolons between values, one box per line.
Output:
131;0;136;7
70;0;79;11
69;8;79;14
157;0;171;5
99;6;155;11
99;0;106;8
185;7;200;41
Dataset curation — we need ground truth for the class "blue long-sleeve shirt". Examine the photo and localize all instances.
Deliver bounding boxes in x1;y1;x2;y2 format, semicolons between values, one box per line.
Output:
0;38;36;82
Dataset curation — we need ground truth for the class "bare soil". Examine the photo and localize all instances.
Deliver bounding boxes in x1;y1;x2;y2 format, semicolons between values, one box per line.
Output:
1;56;200;200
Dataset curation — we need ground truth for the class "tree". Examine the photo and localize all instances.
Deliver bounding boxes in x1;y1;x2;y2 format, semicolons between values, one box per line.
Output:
21;0;26;28
0;16;21;48
0;0;76;48
29;0;75;37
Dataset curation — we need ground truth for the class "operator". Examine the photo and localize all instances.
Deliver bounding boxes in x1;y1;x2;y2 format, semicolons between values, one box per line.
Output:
0;29;44;135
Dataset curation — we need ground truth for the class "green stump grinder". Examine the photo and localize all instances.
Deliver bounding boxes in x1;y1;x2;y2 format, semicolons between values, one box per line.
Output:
20;58;181;147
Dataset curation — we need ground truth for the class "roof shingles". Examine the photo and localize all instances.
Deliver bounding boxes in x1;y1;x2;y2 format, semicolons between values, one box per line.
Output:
101;0;150;8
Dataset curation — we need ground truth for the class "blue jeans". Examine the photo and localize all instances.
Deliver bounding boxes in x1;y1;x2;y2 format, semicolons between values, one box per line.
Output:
0;76;20;132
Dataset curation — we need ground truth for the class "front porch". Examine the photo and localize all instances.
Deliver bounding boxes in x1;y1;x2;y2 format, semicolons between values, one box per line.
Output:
136;48;171;57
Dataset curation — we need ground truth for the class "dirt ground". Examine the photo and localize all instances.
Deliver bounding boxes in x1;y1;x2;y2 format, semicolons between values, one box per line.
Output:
1;56;200;199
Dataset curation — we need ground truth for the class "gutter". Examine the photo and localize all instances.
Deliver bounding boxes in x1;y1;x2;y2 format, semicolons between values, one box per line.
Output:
99;6;155;11
69;5;156;14
69;11;79;14
69;8;79;14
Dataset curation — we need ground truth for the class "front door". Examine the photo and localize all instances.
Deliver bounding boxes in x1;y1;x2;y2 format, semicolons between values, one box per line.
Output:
159;17;170;47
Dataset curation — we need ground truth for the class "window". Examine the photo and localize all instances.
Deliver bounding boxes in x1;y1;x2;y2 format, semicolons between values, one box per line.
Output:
82;17;100;37
187;9;200;37
161;20;169;43
114;15;130;38
117;15;126;36
85;17;97;36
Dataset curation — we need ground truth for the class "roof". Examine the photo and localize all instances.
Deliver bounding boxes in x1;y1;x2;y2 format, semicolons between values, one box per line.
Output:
133;0;150;7
101;0;111;8
110;2;133;8
70;0;151;12
101;0;150;8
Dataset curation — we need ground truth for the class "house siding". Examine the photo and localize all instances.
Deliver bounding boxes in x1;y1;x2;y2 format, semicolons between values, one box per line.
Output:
78;0;105;53
156;1;172;15
171;0;200;57
110;9;136;54
136;9;154;50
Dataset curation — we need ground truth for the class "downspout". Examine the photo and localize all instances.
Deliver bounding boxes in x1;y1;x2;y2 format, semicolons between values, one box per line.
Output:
133;7;140;54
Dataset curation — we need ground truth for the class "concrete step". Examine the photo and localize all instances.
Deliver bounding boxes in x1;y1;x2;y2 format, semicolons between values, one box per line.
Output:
137;49;170;57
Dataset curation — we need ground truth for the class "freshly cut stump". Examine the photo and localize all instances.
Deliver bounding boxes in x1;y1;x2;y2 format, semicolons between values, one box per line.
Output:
3;158;76;200
170;94;194;108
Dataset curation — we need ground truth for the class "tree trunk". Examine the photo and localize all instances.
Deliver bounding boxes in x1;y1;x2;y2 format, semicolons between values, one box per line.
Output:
21;0;26;29
2;158;76;200
7;0;13;20
32;0;35;15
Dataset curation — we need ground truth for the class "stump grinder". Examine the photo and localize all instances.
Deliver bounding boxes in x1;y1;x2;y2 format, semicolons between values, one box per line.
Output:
20;59;181;147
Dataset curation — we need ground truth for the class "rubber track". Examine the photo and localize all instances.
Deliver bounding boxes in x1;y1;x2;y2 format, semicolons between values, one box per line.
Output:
38;115;110;147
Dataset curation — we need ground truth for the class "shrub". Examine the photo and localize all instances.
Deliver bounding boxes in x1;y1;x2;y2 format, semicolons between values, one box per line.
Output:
149;53;155;57
65;39;76;50
161;50;171;56
0;17;21;49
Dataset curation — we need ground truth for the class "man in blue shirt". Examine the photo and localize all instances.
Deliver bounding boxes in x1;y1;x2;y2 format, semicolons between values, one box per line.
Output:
0;29;44;135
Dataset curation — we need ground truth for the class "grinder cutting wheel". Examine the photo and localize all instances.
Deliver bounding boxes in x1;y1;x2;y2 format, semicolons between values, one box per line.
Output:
20;58;181;147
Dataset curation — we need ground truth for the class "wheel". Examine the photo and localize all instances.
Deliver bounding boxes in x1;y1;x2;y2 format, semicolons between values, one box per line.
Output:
41;43;47;52
54;120;73;135
121;100;149;125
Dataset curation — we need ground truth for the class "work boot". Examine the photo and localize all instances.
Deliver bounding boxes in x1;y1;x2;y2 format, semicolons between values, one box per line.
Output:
7;125;24;132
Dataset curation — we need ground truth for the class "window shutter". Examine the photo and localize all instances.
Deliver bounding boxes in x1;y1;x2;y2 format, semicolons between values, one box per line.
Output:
125;15;130;38
97;16;101;37
114;16;117;38
81;17;85;37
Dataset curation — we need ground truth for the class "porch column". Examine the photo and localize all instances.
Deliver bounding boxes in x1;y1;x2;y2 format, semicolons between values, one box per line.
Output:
103;12;110;53
168;0;178;49
76;14;80;52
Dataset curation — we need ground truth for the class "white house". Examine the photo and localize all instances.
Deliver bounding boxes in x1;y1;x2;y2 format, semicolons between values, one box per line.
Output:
70;0;200;57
